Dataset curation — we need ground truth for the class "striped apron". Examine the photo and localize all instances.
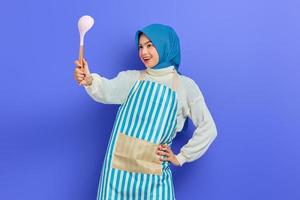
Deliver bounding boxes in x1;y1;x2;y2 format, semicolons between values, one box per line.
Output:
97;69;179;200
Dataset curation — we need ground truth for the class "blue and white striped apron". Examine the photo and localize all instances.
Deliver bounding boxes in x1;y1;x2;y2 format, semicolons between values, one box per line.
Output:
97;69;179;200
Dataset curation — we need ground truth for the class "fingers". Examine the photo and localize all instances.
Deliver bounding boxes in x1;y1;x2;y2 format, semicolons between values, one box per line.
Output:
75;67;85;75
74;58;90;86
75;74;90;85
74;58;88;68
156;144;180;166
75;58;91;74
76;77;88;86
74;60;80;66
74;66;86;80
83;58;87;65
157;151;171;157
75;68;85;77
157;145;169;151
74;60;83;69
82;58;91;74
156;144;172;161
158;144;170;151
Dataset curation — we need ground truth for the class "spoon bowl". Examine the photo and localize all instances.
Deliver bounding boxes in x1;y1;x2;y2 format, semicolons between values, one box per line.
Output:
77;15;94;67
78;15;94;46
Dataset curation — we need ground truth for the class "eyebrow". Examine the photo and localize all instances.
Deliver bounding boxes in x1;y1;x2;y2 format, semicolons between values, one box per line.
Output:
138;41;152;46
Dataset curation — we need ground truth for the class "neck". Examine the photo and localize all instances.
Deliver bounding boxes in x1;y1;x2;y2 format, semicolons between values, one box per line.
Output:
146;65;176;76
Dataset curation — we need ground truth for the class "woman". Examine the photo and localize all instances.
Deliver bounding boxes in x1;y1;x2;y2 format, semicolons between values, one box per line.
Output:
74;24;217;199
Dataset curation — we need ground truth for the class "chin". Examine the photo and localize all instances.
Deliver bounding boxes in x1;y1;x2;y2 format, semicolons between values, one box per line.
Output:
144;63;154;68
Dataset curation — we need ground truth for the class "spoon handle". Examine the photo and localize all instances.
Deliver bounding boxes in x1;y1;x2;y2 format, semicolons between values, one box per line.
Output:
79;45;84;69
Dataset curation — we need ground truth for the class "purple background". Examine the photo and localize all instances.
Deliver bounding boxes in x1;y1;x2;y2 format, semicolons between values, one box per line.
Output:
1;0;300;199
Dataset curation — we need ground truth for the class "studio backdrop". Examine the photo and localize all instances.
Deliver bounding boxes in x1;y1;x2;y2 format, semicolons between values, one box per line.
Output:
1;0;299;199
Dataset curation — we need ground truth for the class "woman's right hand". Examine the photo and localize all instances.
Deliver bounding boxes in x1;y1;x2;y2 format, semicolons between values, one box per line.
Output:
74;58;93;86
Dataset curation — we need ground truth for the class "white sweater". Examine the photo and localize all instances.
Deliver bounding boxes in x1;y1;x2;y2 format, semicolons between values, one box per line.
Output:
84;66;217;166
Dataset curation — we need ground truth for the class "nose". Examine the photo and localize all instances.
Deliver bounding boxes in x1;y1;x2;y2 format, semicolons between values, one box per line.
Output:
141;47;148;56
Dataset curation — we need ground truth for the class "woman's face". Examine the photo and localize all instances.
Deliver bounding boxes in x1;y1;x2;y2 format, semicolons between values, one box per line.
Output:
138;34;159;68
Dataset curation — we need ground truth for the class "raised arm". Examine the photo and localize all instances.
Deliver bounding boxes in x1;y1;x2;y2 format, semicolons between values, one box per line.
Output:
74;59;139;104
84;71;139;104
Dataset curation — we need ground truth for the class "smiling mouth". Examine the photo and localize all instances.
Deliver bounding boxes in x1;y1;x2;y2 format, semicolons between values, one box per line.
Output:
143;58;151;63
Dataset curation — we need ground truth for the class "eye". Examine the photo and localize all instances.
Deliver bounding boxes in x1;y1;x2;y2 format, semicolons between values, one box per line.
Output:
147;43;153;48
138;45;143;49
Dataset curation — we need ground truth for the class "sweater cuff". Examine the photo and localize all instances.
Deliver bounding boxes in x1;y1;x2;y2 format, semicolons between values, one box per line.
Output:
175;152;187;167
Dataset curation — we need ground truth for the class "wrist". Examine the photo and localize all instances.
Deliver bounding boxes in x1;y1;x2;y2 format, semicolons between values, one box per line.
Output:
86;75;93;86
175;152;187;167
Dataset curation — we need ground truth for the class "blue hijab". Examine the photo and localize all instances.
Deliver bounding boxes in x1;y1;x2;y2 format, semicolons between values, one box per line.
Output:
135;24;181;74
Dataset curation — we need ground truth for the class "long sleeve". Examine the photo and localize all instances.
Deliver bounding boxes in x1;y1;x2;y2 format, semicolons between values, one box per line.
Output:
84;70;139;104
175;78;217;166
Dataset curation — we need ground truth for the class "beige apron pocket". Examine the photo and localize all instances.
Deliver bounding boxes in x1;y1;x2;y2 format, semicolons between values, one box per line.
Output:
112;132;162;175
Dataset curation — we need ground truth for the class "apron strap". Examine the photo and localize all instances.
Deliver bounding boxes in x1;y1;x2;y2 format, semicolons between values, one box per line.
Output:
139;69;179;91
172;70;179;92
139;70;146;80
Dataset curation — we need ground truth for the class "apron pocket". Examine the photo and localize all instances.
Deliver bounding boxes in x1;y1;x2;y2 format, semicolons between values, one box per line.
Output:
112;132;162;175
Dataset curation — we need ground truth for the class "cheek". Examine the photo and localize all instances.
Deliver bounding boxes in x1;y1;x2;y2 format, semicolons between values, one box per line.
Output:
153;51;159;63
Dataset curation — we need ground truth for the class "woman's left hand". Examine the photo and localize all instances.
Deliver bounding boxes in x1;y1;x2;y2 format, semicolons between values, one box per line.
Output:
156;144;180;166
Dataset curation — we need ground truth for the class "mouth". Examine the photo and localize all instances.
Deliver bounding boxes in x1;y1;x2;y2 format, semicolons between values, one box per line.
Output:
143;57;151;63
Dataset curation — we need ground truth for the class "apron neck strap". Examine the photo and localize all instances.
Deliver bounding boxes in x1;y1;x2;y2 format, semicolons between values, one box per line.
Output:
139;70;146;80
139;70;179;92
